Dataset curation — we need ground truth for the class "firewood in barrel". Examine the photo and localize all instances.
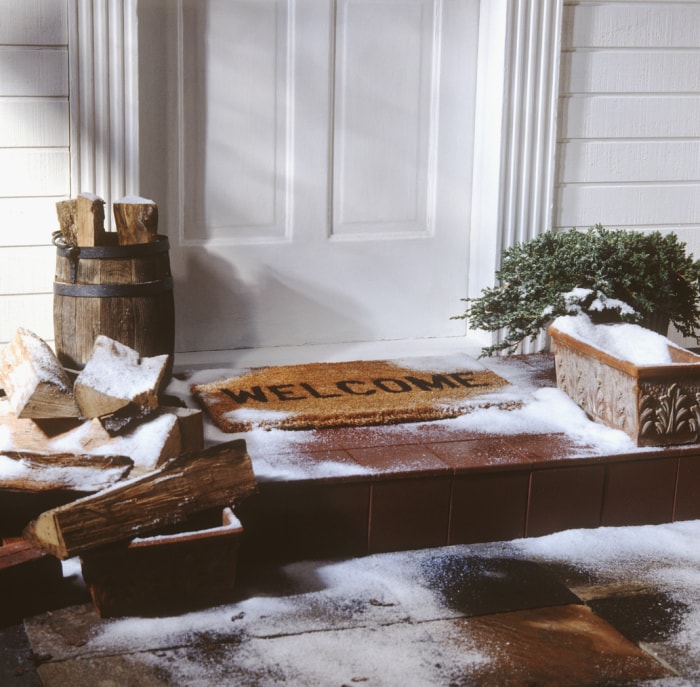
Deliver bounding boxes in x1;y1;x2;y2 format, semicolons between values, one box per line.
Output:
23;439;257;559
0;328;80;419
74;336;171;419
113;196;158;245
55;199;78;245
76;193;106;247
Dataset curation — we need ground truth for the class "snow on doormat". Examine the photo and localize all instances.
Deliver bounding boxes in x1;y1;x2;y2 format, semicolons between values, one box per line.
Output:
192;356;513;432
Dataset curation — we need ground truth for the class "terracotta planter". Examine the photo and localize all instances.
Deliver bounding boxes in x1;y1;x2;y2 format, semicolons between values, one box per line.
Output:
81;507;243;618
549;323;700;447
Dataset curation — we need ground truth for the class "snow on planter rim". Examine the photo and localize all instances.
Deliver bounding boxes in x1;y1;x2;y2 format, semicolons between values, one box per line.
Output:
551;314;677;366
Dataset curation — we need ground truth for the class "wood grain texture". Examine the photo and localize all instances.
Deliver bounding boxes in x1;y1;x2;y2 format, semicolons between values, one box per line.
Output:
76;195;106;247
0;452;133;493
22;439;257;559
0;327;79;419
53;240;175;369
113;201;158;245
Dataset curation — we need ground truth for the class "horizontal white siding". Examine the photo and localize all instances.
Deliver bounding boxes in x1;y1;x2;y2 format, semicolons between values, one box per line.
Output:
0;0;67;45
559;94;700;139
556;0;700;346
0;48;68;96
0;99;69;146
0;295;54;343
0;0;69;345
556;1;700;232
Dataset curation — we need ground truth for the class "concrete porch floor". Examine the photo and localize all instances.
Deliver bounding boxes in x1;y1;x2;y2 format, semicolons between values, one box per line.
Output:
4;520;700;686
4;352;700;685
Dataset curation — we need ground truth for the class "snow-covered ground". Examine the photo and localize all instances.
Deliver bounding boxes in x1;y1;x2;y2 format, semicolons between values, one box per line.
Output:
22;518;700;686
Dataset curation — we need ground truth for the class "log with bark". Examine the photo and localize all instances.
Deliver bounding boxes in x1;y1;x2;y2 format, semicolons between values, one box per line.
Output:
55;199;78;245
112;196;158;245
0;328;80;419
0;452;133;493
23;439;257;559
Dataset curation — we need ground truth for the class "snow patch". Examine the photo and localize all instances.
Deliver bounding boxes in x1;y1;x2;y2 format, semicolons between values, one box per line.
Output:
552;314;674;365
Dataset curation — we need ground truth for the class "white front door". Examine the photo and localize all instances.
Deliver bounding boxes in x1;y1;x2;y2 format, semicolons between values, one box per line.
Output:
165;0;478;352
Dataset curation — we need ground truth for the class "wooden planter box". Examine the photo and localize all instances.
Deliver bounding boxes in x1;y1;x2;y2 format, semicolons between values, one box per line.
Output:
81;507;243;618
549;323;700;447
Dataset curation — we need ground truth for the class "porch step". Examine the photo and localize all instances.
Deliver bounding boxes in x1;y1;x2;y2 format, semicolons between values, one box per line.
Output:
234;355;700;564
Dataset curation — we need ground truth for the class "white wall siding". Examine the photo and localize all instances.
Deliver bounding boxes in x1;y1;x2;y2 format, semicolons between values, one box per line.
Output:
556;1;700;242
0;0;69;343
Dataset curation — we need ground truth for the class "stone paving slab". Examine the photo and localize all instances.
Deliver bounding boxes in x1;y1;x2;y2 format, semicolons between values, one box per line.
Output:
21;534;695;687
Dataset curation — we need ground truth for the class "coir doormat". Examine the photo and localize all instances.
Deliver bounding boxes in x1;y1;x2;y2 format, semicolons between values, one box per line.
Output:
192;356;510;432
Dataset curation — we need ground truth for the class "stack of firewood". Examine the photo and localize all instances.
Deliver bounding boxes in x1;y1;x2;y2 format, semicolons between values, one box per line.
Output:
0;328;257;563
56;193;159;246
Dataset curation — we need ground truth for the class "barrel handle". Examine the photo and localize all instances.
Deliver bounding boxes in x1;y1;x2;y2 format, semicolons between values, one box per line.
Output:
52;231;81;284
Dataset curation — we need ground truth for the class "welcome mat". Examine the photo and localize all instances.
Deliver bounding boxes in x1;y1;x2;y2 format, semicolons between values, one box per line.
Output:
192;356;511;432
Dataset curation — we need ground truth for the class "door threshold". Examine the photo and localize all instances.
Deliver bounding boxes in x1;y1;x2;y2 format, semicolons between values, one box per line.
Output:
173;337;485;371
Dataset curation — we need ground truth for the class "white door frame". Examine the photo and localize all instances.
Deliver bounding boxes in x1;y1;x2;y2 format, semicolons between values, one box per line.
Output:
68;0;563;354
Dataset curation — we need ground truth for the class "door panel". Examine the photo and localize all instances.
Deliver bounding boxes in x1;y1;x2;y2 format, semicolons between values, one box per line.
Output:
173;0;478;352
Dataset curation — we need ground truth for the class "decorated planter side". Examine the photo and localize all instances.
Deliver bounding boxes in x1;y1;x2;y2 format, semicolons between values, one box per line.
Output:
81;507;243;618
549;324;700;447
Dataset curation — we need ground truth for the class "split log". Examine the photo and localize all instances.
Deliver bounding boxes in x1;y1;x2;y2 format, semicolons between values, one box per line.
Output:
23;439;257;559
0;409;83;453
0;328;80;419
0;452;133;493
113;196;158;245
74;336;170;418
167;406;204;454
99;412;182;477
76;193;106;247
0;408;199;476
55;199;77;245
100;404;157;436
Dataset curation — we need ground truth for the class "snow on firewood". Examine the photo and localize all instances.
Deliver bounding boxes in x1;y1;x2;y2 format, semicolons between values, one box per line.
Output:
46;411;199;475
74;336;170;418
0;328;80;419
114;195;156;204
0;452;133;493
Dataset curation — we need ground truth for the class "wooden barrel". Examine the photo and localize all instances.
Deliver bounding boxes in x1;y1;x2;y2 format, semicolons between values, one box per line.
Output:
53;233;175;370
